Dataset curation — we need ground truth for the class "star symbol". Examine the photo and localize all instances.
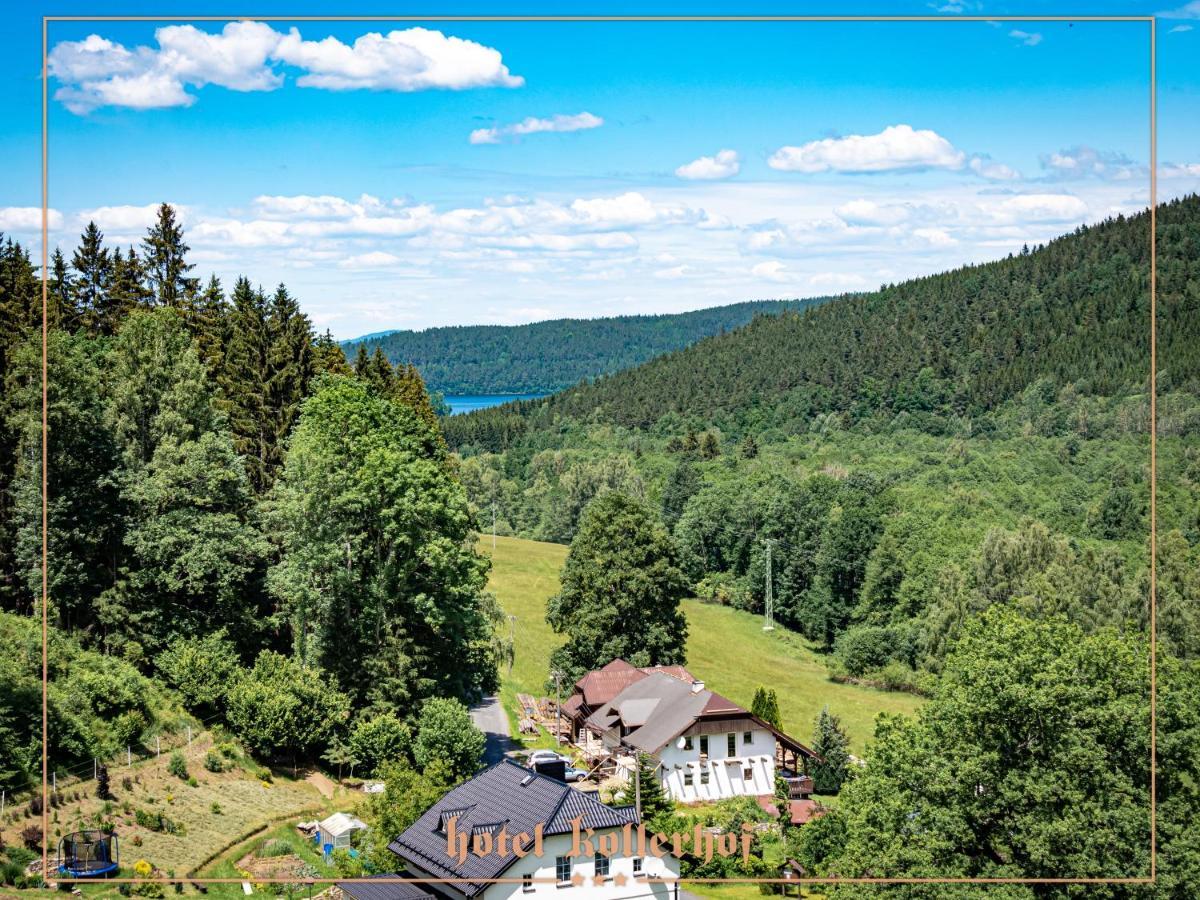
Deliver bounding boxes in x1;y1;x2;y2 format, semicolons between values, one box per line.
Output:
591;876;607;888
570;873;585;887
613;873;628;887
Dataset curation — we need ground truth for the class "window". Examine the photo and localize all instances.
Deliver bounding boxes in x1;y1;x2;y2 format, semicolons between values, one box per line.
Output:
523;874;534;893
595;855;610;880
699;736;709;755
743;731;752;745
700;769;710;785
727;733;737;756
743;766;754;780
683;772;694;787
683;736;693;751
633;858;643;877
556;856;572;885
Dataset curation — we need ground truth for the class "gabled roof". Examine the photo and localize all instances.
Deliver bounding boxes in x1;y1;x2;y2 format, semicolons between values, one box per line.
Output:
584;672;820;760
584;671;710;754
572;659;696;707
388;759;639;897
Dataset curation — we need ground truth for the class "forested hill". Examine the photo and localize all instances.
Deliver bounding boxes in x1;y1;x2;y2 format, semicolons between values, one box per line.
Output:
341;299;826;395
446;196;1199;450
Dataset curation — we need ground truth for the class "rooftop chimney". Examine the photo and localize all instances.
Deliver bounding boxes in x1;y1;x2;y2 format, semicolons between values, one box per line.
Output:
691;680;705;693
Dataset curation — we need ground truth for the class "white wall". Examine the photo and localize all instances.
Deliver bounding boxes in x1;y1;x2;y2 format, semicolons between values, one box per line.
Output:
656;728;776;802
398;829;680;900
483;831;680;900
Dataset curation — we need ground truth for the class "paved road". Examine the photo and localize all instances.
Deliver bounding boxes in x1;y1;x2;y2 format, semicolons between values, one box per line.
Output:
470;694;519;766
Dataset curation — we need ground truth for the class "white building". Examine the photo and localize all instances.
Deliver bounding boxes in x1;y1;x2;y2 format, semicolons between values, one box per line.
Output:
581;671;818;804
386;760;681;900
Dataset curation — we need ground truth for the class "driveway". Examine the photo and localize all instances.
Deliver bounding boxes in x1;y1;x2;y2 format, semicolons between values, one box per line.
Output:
470;694;519;766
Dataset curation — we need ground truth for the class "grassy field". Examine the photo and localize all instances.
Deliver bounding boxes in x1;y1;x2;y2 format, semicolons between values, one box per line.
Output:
482;535;923;754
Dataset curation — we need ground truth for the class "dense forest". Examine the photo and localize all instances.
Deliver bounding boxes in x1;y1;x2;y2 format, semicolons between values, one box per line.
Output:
341;299;825;395
446;198;1198;448
0;206;499;798
441;196;1200;892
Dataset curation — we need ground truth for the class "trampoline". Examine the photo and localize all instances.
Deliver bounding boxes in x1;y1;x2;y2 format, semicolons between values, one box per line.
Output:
58;830;119;878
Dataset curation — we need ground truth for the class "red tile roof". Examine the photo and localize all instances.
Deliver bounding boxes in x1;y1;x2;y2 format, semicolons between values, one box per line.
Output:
573;659;695;707
755;796;827;826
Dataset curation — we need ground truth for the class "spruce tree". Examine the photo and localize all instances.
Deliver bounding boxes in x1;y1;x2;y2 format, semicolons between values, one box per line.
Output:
635;752;672;822
72;221;112;332
265;283;314;475
809;706;850;794
314;329;352;375
49;248;78;331
105;246;153;330
142;203;197;307
219;278;271;493
188;275;229;379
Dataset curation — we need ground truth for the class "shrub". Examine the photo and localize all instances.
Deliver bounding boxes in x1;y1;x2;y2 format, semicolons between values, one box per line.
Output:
186;776;198;788
834;625;905;677
166;752;187;780
156;631;241;712
210;802;222;815
203;750;227;773
348;713;411;777
20;825;42;850
226;652;350;759
122;776;134;792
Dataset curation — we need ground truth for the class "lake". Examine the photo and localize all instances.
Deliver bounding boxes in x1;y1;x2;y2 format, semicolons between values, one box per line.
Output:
445;394;547;415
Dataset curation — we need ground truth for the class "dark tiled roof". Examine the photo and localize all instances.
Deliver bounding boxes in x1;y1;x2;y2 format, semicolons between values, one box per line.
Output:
388;759;639;897
337;875;436;900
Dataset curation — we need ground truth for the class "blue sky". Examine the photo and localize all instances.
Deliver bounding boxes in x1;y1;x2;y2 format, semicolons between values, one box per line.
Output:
1;1;1197;338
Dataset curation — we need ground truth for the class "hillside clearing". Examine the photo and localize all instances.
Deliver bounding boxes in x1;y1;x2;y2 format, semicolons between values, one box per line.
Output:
482;535;922;754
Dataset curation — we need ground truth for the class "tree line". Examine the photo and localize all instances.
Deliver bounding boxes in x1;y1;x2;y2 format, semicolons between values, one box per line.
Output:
0;206;498;793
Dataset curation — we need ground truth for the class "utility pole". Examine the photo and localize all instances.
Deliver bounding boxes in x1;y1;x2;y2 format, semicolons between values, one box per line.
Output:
507;614;517;676
492;501;497;552
763;538;775;632
551;669;564;745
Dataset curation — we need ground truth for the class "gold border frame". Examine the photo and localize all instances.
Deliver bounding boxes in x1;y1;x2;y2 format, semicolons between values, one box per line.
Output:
38;13;1158;889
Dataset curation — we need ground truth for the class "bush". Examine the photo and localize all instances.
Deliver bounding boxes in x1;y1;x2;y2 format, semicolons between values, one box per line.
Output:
413;698;486;780
156;631;241;713
834;625;906;677
19;825;41;850
226;652;350;759
210;802;222;815
693;572;751;608
135;809;163;830
348;713;411;777
167;752;188;780
203;750;227;773
186;776;198;788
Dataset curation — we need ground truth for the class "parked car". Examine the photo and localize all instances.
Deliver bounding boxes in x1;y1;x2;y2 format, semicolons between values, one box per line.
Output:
528;750;568;766
563;766;588;783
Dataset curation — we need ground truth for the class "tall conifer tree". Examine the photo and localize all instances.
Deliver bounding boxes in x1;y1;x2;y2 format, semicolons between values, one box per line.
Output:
219;277;272;493
142;203;196;307
72;221;112;332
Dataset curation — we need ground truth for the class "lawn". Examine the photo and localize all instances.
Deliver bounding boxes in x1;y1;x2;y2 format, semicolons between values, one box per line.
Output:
481;535;923;755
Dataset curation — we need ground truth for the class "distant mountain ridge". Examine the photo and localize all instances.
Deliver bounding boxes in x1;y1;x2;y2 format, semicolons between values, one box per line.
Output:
444;196;1200;450
341;299;828;395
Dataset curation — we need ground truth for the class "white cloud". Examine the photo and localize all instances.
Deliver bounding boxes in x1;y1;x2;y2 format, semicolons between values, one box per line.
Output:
1159;2;1200;18
74;203;175;232
988;193;1088;223
1169;23;1195;31
1009;30;1044;46
1041;146;1144;181
0;207;63;231
912;227;958;247
969;155;1022;180
675;149;741;181
469;112;602;145
339;251;402;268
768;124;966;174
276;27;522;91
49;23;522;113
653;264;691;280
834;199;911;226
751;260;790;282
1161;162;1200;178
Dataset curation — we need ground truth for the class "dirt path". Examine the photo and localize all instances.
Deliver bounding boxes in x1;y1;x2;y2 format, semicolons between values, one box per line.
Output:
305;770;338;799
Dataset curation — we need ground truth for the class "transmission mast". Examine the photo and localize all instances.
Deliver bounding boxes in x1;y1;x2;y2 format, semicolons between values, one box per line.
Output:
763;538;775;631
